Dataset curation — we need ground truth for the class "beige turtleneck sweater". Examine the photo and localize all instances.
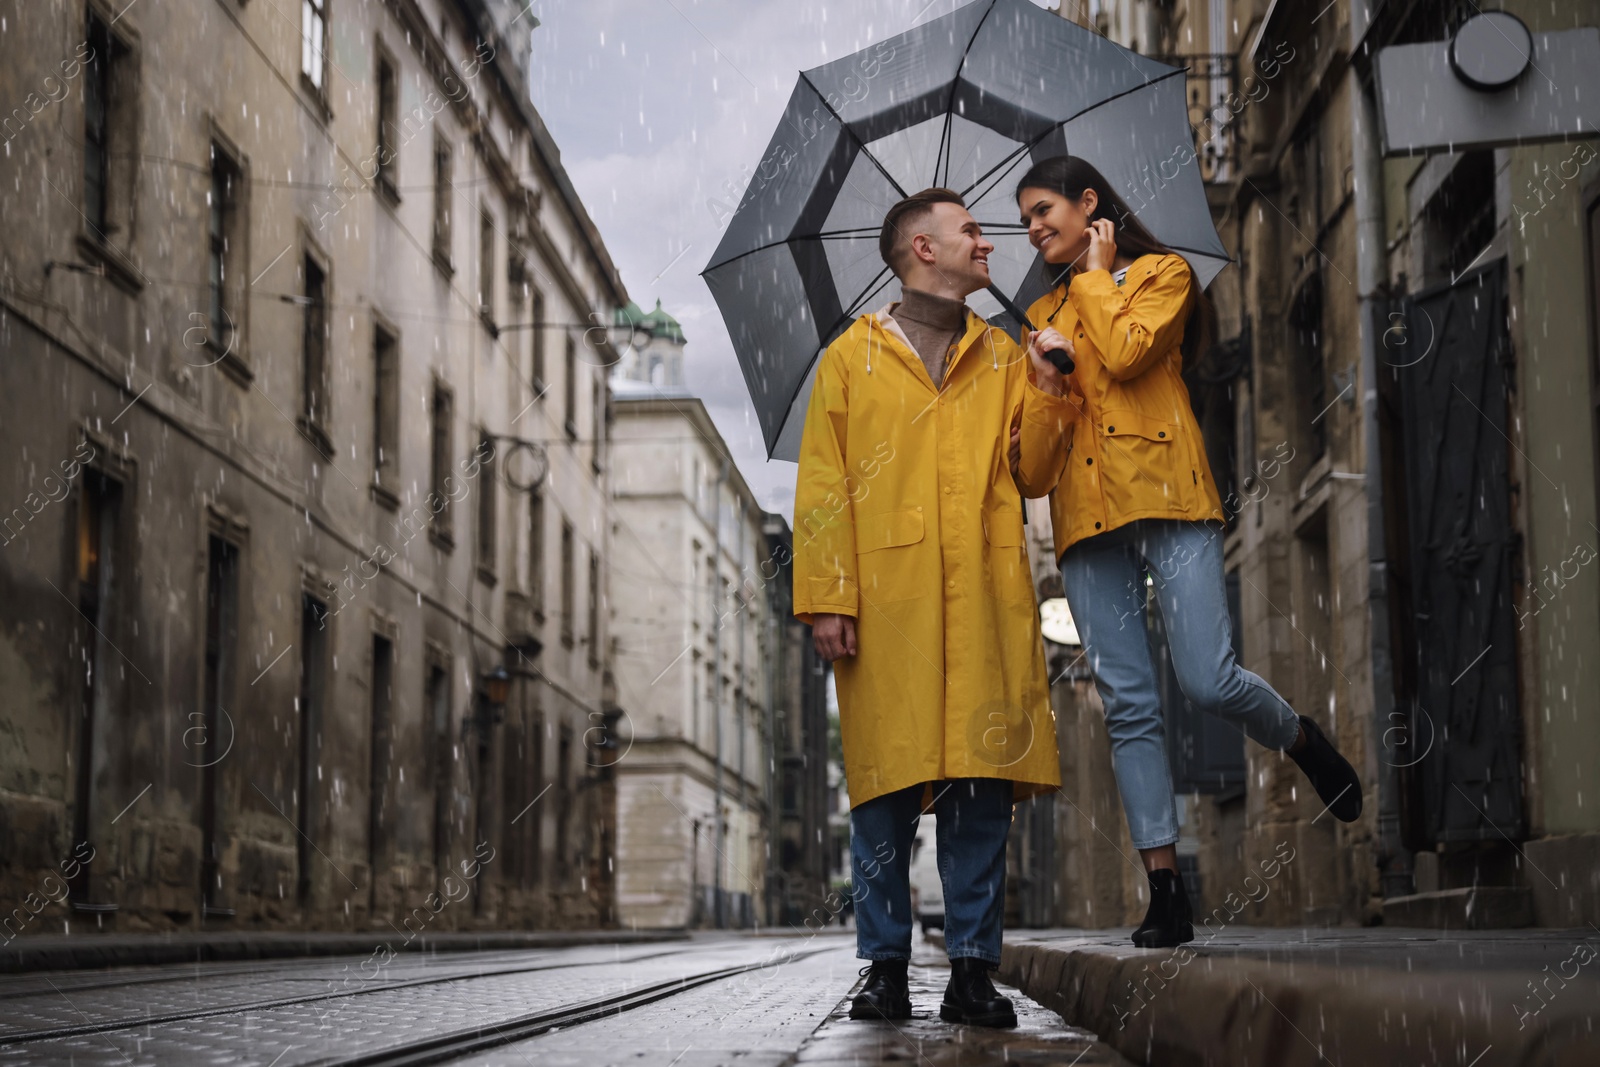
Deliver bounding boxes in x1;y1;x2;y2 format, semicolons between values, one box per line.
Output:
892;287;968;389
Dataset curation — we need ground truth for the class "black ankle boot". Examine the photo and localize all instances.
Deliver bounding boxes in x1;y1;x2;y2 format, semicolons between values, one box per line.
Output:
1131;867;1194;948
939;957;1017;1028
1287;714;1363;822
850;958;912;1020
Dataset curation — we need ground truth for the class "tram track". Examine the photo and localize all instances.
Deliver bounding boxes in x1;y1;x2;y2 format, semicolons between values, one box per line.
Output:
0;946;699;1045
307;945;839;1067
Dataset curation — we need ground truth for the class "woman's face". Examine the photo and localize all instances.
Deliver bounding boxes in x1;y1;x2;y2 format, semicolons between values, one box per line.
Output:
1018;185;1099;267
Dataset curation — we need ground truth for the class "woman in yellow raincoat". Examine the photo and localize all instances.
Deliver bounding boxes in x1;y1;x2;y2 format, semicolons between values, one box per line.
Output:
1014;156;1363;948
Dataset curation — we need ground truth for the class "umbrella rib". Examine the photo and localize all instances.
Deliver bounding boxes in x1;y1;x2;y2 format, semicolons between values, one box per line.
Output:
761;266;897;460
840;267;896;320
958;67;1189;206
937;0;1000;188
798;71;908;202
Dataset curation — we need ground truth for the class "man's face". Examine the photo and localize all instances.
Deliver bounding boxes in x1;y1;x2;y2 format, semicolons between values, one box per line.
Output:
916;202;994;296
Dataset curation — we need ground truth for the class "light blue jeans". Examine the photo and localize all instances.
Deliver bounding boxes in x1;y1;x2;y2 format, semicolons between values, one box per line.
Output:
850;778;1013;965
1060;519;1301;850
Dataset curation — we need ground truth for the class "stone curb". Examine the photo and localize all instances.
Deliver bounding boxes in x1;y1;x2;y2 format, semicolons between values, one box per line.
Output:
0;928;689;974
998;939;1597;1067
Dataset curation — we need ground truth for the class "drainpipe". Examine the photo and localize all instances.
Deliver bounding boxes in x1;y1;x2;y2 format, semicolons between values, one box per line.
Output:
1348;0;1413;901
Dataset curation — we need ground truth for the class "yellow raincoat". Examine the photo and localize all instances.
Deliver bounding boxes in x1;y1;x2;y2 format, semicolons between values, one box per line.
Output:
793;305;1074;808
1025;253;1225;562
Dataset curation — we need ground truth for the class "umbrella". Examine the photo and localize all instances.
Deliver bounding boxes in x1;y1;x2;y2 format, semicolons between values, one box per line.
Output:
701;0;1229;462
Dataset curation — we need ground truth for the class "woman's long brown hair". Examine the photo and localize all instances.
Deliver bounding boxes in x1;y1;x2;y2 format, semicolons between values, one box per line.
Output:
1015;155;1215;364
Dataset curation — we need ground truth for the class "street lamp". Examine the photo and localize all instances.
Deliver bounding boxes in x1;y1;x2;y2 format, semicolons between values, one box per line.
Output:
481;665;511;713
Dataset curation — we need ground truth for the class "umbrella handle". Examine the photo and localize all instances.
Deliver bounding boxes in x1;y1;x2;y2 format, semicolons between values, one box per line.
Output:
986;285;1074;375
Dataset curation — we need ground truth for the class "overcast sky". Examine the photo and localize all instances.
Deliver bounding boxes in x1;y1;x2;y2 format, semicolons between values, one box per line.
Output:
527;0;1056;522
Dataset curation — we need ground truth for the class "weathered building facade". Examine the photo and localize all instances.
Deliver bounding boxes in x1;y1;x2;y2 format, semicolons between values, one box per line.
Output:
608;378;797;929
0;0;627;935
1021;0;1600;929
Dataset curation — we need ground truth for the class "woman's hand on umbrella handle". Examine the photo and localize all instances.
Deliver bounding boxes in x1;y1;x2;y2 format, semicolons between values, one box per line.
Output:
1083;218;1118;273
1027;328;1073;394
813;613;858;661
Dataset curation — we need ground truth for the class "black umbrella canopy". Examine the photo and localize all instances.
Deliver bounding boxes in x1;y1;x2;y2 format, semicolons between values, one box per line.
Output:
703;0;1229;462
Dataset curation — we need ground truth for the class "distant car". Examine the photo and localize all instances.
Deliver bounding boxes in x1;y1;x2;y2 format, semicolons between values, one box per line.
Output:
908;816;944;934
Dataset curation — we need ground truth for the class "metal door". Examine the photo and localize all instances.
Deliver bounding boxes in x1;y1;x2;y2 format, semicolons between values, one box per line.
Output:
1392;258;1524;845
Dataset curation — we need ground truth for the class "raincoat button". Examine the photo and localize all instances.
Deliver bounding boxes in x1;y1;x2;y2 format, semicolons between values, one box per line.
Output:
1085;458;1093;465
947;579;955;589
1158;431;1166;438
915;506;923;512
1094;522;1102;529
943;486;951;494
1107;425;1115;433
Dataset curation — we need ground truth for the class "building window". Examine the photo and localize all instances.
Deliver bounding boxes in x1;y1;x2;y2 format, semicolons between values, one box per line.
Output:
478;208;495;325
82;11;135;265
375;52;398;199
297;592;329;903
524;714;545;887
372;323;399;505
531;289;547;391
1290;274;1326;464
199;530;241;918
590;377;604;475
426;659;452;880
208;143;244;360
556;724;573;870
301;0;328;96
509;276;526;394
477;429;497;582
586;546;600;668
430;381;454;547
84;13;116;236
432;137;453;272
367;632;395;914
560;517;574;647
527;486;545;613
300;255;331;453
564;336;578;439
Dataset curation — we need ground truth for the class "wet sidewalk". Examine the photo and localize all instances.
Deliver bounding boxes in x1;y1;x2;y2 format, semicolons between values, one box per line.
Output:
1000;926;1600;1067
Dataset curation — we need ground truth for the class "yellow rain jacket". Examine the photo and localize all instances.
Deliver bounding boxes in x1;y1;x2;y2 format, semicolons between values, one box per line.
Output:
1025;253;1225;562
793;305;1073;808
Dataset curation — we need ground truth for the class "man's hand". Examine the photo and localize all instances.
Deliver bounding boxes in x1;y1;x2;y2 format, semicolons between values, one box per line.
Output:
813;613;858;661
1027;327;1073;396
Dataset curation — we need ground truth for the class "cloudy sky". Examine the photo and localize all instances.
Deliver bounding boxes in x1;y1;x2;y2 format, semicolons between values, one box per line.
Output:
527;0;1057;521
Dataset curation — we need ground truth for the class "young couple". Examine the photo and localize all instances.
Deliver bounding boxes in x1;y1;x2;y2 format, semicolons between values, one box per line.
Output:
791;155;1364;1028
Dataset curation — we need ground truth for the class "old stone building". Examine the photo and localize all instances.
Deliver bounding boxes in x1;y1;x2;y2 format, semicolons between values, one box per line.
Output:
0;0;627;934
1022;0;1600;929
607;389;773;930
607;313;825;930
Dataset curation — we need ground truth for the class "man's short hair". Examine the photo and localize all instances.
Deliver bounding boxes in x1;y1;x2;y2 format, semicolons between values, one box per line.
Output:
880;188;966;277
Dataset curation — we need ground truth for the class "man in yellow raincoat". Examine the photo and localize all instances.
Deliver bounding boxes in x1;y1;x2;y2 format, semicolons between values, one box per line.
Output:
793;188;1077;1028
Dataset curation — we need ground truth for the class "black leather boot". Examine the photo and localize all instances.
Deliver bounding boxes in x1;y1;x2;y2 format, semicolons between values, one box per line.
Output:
1131;867;1194;948
850;958;912;1020
1287;714;1363;822
939;957;1017;1028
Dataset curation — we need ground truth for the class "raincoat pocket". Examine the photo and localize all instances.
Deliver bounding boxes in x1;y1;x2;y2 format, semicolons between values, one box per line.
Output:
981;506;1033;601
1099;409;1183;517
857;508;926;604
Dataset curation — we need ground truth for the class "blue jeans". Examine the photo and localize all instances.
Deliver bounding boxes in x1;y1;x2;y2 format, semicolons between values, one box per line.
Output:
850;778;1013;965
1060;519;1301;850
